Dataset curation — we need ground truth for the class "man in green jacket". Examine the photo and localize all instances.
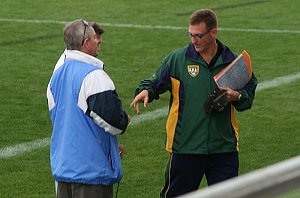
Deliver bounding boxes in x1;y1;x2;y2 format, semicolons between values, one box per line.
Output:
130;8;257;197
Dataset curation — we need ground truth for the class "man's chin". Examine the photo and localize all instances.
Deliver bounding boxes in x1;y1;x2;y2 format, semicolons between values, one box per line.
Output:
194;46;203;53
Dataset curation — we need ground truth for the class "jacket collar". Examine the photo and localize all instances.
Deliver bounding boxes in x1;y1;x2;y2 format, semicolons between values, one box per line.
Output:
65;50;104;70
185;39;236;65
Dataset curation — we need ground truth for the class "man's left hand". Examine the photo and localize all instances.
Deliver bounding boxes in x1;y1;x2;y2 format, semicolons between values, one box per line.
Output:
220;87;240;102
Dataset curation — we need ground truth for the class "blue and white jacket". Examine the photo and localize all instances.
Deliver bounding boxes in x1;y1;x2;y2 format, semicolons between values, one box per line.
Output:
47;50;129;185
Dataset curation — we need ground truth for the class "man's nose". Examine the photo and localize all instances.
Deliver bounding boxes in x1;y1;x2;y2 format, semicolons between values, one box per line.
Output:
191;37;198;43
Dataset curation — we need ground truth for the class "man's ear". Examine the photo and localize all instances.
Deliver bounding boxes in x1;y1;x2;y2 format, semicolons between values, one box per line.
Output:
81;38;90;52
80;38;89;53
211;28;218;36
82;38;88;47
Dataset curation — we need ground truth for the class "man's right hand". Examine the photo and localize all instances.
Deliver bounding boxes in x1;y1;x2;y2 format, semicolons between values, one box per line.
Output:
130;90;149;114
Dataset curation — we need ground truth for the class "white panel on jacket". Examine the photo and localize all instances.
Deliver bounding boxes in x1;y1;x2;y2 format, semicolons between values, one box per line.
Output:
90;111;123;135
77;69;115;113
47;83;55;111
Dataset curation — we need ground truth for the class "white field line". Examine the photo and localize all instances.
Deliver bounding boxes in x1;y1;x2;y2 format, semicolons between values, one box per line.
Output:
1;18;300;34
0;138;50;158
0;108;167;159
1;72;300;158
130;107;168;125
256;72;300;91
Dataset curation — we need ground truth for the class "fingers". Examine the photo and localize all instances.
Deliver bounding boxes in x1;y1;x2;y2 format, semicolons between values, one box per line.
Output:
143;95;149;108
129;99;136;108
220;87;239;102
119;144;125;160
219;87;229;101
135;103;141;114
130;90;149;114
127;115;131;123
220;87;229;92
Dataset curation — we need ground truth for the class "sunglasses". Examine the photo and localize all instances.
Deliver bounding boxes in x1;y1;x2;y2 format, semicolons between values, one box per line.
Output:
82;19;89;45
186;28;212;40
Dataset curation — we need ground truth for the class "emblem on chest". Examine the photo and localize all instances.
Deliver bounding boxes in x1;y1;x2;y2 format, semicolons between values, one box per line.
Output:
187;65;200;77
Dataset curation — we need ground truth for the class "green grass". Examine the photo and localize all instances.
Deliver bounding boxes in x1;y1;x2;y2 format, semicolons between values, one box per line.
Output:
1;0;300;197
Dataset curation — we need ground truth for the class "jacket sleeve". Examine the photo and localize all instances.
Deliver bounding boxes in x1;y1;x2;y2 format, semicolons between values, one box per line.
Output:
78;69;129;135
234;72;258;111
134;57;171;102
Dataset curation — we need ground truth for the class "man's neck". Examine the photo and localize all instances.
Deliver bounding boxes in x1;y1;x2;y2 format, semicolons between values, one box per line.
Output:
200;40;218;65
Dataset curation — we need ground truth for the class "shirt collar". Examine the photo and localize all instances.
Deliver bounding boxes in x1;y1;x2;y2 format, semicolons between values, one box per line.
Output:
185;39;236;65
65;50;104;70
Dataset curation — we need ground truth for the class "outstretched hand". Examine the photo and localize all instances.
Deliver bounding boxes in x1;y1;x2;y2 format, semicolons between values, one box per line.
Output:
130;90;149;114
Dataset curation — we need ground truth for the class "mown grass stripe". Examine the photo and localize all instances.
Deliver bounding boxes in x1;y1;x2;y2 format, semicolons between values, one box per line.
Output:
1;18;300;34
1;73;300;158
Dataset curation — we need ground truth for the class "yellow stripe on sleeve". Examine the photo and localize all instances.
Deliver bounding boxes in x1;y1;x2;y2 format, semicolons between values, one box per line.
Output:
166;77;180;152
231;105;239;151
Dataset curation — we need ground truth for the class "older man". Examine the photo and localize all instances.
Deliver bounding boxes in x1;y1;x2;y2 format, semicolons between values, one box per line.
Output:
47;19;130;198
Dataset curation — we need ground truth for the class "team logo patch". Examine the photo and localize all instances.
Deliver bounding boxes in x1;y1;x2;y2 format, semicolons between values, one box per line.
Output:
187;65;200;77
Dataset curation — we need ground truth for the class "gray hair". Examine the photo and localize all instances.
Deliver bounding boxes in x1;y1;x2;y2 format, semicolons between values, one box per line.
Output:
63;19;95;50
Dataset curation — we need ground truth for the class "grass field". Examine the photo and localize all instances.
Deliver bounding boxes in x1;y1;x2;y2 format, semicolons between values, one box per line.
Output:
1;0;300;197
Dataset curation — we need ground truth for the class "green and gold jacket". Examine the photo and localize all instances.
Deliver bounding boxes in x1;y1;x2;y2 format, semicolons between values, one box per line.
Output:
135;40;257;154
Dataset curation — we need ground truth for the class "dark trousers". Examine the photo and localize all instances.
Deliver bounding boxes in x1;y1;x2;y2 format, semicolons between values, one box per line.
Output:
160;152;239;198
57;182;113;198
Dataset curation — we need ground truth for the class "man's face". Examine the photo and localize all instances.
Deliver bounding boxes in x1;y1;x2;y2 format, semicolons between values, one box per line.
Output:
92;33;102;57
84;28;102;57
188;22;216;54
88;32;102;57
